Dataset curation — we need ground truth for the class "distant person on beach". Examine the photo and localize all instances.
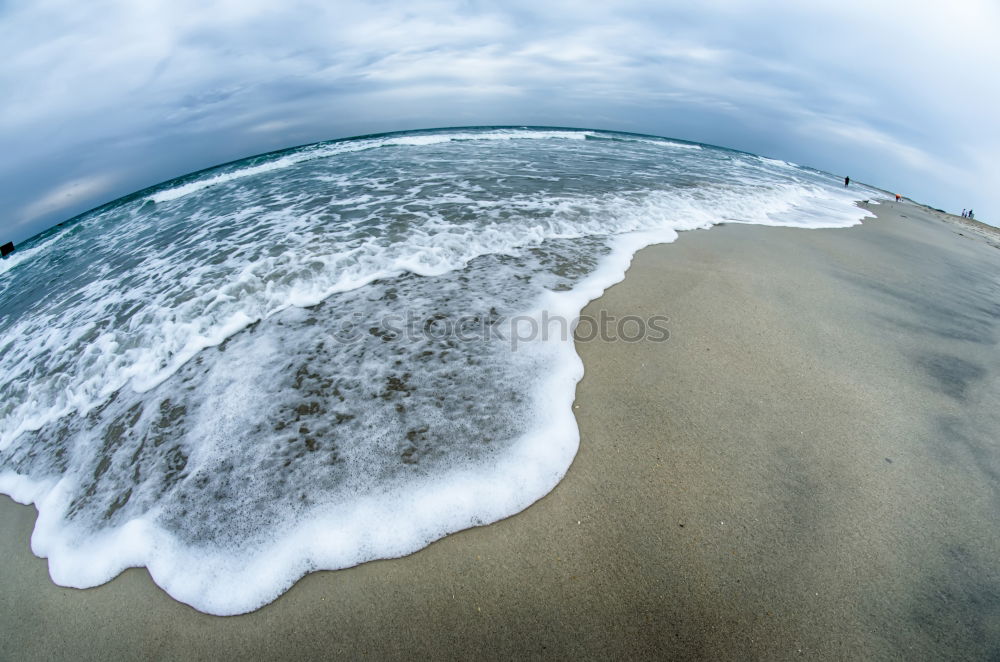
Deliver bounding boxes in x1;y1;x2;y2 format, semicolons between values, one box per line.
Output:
969;209;974;219
844;176;850;187
962;209;967;217
895;194;901;202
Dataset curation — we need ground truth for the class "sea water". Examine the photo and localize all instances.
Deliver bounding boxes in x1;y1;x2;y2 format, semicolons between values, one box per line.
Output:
0;127;884;614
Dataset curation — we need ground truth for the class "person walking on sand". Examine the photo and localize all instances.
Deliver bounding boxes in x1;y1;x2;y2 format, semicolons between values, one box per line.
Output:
969;209;974;220
962;209;967;217
844;176;850;187
895;193;901;202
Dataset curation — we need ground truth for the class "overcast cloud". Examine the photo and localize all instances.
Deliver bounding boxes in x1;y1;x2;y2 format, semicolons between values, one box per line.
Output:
2;0;998;242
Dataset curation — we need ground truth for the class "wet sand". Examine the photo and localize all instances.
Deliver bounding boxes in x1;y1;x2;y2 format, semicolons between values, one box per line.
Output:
3;202;1000;660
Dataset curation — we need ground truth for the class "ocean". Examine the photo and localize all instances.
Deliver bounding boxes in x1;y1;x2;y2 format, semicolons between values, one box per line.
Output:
0;126;884;614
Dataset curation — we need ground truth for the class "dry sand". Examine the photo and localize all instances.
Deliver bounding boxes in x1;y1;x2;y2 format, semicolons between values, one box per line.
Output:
3;202;1000;660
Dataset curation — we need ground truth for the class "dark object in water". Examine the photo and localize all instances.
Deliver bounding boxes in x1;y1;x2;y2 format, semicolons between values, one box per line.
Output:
0;242;13;258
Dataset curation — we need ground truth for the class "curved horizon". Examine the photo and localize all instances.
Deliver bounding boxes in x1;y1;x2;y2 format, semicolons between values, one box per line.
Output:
19;125;842;246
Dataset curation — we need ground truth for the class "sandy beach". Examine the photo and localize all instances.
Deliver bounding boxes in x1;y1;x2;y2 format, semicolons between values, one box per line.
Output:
3;201;999;660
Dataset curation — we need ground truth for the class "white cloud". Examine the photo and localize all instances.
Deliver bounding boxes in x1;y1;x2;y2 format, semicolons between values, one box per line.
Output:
18;175;116;225
246;120;300;134
805;117;938;173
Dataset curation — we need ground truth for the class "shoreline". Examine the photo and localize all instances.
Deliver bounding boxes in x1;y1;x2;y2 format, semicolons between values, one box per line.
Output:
4;201;1000;659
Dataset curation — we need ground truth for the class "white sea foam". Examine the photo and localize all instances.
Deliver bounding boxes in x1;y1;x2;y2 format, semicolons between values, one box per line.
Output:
0;127;886;615
0;228;70;279
148;129;595;203
635;137;702;150
757;155;797;168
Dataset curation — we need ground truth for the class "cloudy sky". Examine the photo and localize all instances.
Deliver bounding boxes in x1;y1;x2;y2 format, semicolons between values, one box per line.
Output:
2;0;998;242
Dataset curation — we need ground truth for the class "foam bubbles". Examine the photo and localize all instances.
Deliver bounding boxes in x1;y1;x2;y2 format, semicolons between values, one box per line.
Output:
148;129;595;203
